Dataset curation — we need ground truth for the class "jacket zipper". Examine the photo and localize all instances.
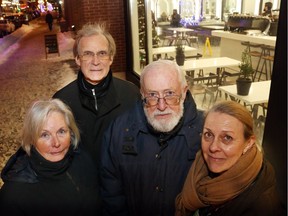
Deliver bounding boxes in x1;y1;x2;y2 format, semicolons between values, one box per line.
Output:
91;89;98;111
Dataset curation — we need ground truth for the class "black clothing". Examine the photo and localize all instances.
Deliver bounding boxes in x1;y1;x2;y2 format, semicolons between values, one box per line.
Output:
0;146;101;216
171;13;181;27
45;12;53;31
53;69;139;216
198;159;286;216
100;91;203;216
53;70;141;167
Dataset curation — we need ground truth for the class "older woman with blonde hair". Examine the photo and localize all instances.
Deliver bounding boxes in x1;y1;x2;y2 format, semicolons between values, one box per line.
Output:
0;99;101;216
175;101;285;216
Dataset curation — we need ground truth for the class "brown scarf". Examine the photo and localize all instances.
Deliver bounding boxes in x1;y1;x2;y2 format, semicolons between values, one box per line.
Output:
175;145;263;216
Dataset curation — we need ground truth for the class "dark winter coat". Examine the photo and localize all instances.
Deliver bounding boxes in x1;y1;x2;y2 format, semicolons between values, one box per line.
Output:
53;70;141;167
45;13;53;24
0;146;101;216
198;159;286;216
100;91;204;216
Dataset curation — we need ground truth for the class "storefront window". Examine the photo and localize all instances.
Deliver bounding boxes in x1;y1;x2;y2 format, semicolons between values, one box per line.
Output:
128;0;280;74
128;0;280;143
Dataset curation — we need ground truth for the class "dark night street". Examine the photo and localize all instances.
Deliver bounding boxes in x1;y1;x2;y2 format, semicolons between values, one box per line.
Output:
0;16;77;187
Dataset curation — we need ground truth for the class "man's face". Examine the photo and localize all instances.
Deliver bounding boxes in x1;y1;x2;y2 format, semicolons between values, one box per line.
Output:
76;34;113;85
141;67;187;132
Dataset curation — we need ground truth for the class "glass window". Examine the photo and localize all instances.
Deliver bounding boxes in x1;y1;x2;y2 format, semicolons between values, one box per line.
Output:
128;0;281;144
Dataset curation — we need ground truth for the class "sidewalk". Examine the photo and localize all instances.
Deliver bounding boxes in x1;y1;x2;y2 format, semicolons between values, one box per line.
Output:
0;18;77;187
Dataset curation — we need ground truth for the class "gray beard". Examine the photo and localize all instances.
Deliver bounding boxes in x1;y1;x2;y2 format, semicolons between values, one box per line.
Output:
144;102;184;133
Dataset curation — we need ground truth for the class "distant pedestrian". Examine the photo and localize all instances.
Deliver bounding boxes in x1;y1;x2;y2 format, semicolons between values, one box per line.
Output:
170;9;181;27
45;11;53;31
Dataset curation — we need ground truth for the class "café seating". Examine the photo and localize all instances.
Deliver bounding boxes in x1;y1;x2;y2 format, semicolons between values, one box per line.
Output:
185;53;203;81
185;73;219;108
190;36;199;48
241;41;262;74
253;45;274;81
158;29;177;46
185;75;206;99
214;70;242;100
186;32;199;48
158;34;176;47
202;76;220;108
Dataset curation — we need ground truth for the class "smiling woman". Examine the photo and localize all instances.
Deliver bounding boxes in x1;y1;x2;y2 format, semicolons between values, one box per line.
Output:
0;99;102;216
175;100;285;216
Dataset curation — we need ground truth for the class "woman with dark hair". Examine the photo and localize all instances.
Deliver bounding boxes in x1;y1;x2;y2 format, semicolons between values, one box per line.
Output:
262;2;273;17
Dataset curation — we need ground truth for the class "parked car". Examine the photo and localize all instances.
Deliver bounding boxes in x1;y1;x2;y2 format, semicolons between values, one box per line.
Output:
19;14;30;25
0;19;15;36
5;15;23;29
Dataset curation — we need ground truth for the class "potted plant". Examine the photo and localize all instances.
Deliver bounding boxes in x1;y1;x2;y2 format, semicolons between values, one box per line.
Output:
175;43;185;66
236;47;254;95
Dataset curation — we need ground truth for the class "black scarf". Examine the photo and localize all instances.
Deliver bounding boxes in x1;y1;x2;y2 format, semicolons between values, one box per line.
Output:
29;146;75;181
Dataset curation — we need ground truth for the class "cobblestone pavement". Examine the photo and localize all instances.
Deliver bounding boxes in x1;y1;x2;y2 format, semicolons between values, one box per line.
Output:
0;17;77;187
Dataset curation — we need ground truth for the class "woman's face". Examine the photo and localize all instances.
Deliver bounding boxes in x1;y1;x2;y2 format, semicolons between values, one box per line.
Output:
201;112;254;174
35;111;71;162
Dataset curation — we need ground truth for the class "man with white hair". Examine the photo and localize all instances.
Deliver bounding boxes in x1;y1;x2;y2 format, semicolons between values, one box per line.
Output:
100;60;203;216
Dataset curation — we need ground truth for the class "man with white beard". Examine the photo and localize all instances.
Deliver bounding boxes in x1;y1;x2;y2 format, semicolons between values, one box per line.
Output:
100;60;204;216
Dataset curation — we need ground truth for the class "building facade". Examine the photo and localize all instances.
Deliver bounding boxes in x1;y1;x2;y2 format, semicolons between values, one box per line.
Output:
62;0;128;73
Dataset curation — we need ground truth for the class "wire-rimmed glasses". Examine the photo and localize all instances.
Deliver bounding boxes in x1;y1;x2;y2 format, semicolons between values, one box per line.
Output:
143;94;181;106
79;50;110;61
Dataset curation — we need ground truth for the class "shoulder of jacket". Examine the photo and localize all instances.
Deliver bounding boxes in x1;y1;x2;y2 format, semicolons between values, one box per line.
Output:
112;77;139;90
1;148;38;184
53;80;78;98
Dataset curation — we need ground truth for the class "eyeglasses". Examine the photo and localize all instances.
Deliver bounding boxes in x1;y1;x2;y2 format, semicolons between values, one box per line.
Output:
79;51;110;61
143;95;181;106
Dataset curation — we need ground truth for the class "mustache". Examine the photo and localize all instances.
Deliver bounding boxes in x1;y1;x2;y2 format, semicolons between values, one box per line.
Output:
153;110;173;116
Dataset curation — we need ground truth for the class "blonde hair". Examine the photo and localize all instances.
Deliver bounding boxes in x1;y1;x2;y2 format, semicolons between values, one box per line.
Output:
22;99;80;155
204;101;258;145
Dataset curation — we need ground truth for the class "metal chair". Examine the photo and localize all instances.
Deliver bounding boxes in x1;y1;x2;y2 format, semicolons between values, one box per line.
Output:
253;45;274;81
186;73;219;108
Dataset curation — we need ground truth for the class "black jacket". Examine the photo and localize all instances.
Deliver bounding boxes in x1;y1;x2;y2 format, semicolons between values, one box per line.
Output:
45;13;53;24
53;70;141;167
0;147;101;216
198;159;286;216
100;91;204;216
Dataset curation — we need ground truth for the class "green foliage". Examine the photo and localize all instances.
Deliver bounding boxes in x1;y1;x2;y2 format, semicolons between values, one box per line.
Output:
238;47;254;79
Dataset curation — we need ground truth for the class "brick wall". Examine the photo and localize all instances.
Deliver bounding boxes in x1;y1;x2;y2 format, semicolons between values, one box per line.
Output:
63;0;127;73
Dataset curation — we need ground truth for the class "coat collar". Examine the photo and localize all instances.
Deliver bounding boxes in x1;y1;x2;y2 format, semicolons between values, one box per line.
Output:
77;70;121;116
120;91;203;159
